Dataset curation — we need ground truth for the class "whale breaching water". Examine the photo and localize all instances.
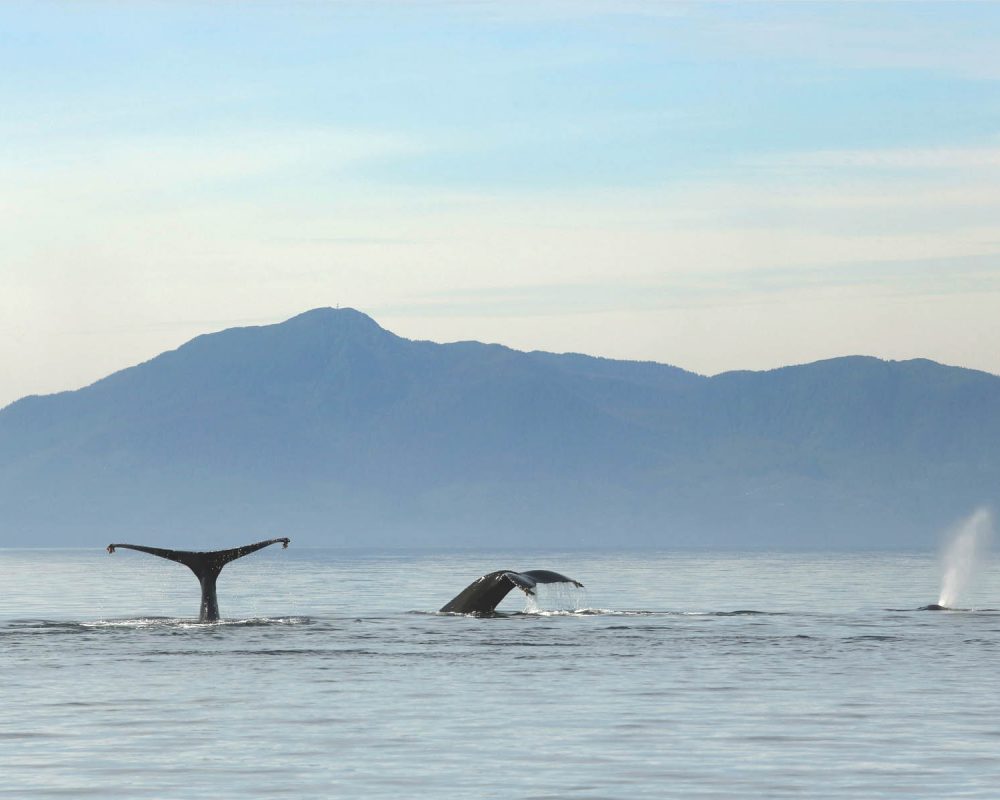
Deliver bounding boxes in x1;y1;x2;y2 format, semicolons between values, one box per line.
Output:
440;569;584;615
106;538;290;622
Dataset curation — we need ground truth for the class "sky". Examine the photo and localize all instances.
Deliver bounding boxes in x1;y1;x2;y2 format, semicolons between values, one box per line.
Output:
2;1;1000;408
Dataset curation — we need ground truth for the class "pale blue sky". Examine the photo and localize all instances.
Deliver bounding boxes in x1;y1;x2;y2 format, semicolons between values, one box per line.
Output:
2;1;999;406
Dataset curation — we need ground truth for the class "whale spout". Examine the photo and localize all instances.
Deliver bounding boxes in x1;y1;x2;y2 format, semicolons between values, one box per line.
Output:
107;538;290;622
440;569;583;615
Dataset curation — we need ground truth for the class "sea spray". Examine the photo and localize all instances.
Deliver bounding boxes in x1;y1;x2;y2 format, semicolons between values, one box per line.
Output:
938;508;994;608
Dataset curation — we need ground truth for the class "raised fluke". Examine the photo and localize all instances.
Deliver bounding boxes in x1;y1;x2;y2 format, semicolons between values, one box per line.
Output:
107;537;290;622
440;569;584;615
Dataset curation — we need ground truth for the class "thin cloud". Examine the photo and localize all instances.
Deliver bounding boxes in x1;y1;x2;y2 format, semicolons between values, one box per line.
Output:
757;147;1000;171
374;252;1000;319
1;126;424;197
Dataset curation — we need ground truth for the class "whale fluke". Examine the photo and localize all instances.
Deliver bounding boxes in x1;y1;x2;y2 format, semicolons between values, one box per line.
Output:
107;537;290;622
440;569;583;615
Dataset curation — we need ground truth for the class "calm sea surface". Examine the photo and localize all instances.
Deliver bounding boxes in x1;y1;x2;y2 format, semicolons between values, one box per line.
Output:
3;547;1000;799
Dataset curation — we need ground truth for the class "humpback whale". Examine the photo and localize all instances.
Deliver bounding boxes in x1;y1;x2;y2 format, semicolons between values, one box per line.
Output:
106;538;290;622
440;569;584;615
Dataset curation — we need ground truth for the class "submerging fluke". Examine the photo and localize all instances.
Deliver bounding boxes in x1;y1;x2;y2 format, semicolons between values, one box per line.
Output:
440;569;584;615
106;538;290;622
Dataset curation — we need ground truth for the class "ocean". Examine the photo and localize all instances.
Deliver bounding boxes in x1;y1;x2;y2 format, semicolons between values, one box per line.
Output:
3;547;1000;799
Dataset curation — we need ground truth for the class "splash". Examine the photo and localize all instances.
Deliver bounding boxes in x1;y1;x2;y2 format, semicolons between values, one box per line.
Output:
937;508;994;609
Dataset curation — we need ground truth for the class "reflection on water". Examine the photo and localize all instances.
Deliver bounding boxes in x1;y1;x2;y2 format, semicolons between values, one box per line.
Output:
3;548;1000;799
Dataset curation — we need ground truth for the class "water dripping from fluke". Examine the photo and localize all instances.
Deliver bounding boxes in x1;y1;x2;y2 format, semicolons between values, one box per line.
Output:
522;581;589;614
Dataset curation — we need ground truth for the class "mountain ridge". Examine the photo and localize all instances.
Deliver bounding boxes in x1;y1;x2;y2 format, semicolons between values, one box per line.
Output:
1;307;997;549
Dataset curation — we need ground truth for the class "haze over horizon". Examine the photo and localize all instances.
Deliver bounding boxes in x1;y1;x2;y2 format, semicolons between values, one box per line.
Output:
3;1;999;408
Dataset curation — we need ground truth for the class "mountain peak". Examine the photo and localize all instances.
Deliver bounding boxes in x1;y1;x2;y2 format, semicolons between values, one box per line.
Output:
281;306;389;334
286;306;373;322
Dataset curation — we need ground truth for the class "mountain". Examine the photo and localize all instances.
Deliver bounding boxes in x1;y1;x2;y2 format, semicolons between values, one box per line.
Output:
1;308;997;549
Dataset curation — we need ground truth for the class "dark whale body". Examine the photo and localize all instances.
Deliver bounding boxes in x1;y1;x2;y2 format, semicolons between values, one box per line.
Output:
919;604;948;611
440;569;583;615
107;538;290;622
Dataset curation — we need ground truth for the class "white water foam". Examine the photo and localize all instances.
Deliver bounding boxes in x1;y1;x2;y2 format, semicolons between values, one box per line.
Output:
80;616;310;629
938;507;994;608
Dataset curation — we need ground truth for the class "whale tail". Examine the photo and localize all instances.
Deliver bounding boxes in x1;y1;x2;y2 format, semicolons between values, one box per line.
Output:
439;569;583;615
107;538;290;622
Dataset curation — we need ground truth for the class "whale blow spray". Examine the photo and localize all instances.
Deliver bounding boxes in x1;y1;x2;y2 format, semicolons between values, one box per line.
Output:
938;508;994;609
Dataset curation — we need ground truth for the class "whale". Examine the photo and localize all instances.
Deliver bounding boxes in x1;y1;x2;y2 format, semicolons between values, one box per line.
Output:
440;569;583;615
106;537;290;622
